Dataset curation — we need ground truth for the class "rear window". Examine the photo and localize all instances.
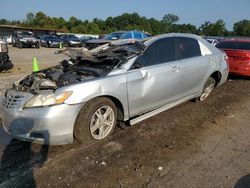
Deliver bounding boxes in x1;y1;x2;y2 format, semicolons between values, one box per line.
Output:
216;41;250;50
175;37;201;59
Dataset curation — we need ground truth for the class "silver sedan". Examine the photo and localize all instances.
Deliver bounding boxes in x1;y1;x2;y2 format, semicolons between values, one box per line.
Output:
0;33;229;145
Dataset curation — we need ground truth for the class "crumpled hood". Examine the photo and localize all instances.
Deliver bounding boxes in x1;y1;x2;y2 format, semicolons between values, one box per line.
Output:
13;41;146;94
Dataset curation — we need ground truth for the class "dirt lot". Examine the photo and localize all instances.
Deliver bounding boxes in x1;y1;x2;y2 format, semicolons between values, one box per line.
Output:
0;46;250;188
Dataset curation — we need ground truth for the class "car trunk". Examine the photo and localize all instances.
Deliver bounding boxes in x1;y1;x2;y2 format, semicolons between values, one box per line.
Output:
223;49;250;65
222;49;250;73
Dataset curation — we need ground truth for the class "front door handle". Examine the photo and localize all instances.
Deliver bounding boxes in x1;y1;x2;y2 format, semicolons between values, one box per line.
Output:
172;66;180;72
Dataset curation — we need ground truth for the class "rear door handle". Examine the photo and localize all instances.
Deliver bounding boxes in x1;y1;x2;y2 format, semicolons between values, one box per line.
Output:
172;66;180;72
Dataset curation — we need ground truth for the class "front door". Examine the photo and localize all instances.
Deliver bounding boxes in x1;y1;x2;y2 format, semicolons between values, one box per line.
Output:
126;37;182;118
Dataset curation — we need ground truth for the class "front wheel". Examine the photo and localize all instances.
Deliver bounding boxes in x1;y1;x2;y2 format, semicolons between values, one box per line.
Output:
198;77;216;101
74;97;117;143
18;42;22;49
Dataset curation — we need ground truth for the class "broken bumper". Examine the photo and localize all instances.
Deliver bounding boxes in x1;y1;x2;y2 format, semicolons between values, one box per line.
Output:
0;99;83;145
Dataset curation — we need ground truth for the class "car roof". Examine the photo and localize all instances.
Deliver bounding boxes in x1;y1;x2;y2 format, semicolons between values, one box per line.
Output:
144;33;221;54
111;31;126;34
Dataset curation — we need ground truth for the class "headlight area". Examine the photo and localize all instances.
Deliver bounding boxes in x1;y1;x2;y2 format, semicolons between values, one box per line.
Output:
24;91;73;108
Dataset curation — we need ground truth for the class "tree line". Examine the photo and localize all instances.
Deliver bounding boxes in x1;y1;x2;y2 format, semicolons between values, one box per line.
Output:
0;12;249;36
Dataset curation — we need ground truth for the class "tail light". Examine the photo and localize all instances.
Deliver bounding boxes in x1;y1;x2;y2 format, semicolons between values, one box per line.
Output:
224;53;229;67
224;54;229;62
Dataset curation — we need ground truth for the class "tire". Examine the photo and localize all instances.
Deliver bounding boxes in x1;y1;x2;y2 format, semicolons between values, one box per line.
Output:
18;42;22;49
74;97;117;143
198;77;216;101
36;43;40;49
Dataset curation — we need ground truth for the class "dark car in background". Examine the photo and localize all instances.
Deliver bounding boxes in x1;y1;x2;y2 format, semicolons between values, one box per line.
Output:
40;35;61;48
60;34;81;47
216;39;250;76
80;36;98;47
12;30;40;48
86;30;151;49
0;40;13;72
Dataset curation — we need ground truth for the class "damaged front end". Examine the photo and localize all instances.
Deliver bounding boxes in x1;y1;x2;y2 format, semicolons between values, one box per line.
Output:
13;41;146;94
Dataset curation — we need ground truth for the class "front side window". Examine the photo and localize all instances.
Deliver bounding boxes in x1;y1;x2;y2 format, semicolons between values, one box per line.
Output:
136;37;175;67
17;31;33;37
175;37;201;59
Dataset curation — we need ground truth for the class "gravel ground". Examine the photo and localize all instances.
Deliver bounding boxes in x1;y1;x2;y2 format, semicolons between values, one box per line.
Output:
0;47;250;188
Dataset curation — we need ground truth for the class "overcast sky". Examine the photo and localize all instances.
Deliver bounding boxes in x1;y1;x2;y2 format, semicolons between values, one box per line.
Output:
0;0;249;30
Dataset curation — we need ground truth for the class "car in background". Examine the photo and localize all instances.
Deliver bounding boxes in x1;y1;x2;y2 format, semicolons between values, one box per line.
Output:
12;30;40;48
0;39;13;72
120;30;151;40
86;30;151;49
0;33;228;145
40;35;62;48
205;38;219;46
216;39;250;76
60;34;81;47
85;31;126;49
3;35;12;44
80;36;98;47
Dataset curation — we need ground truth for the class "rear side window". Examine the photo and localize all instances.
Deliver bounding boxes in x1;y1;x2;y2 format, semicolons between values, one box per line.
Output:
137;37;175;67
175;37;201;59
216;41;250;50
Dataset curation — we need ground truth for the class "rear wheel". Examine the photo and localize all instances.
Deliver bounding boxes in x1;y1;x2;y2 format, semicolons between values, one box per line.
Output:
74;97;117;143
198;77;216;101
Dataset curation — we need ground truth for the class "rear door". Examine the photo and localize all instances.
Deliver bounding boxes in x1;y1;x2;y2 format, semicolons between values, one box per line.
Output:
127;37;183;118
175;37;211;98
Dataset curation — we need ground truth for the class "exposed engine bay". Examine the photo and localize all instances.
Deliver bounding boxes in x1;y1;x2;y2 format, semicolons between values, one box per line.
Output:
13;42;146;94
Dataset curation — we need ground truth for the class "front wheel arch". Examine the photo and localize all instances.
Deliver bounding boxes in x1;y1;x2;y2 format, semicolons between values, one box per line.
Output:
73;97;118;143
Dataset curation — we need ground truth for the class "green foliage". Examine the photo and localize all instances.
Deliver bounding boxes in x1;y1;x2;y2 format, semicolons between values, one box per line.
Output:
171;24;198;34
0;11;249;37
233;20;250;37
25;12;34;26
199;20;227;36
162;14;179;25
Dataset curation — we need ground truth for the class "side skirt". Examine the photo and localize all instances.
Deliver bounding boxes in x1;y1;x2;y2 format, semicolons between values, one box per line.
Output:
129;96;194;126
